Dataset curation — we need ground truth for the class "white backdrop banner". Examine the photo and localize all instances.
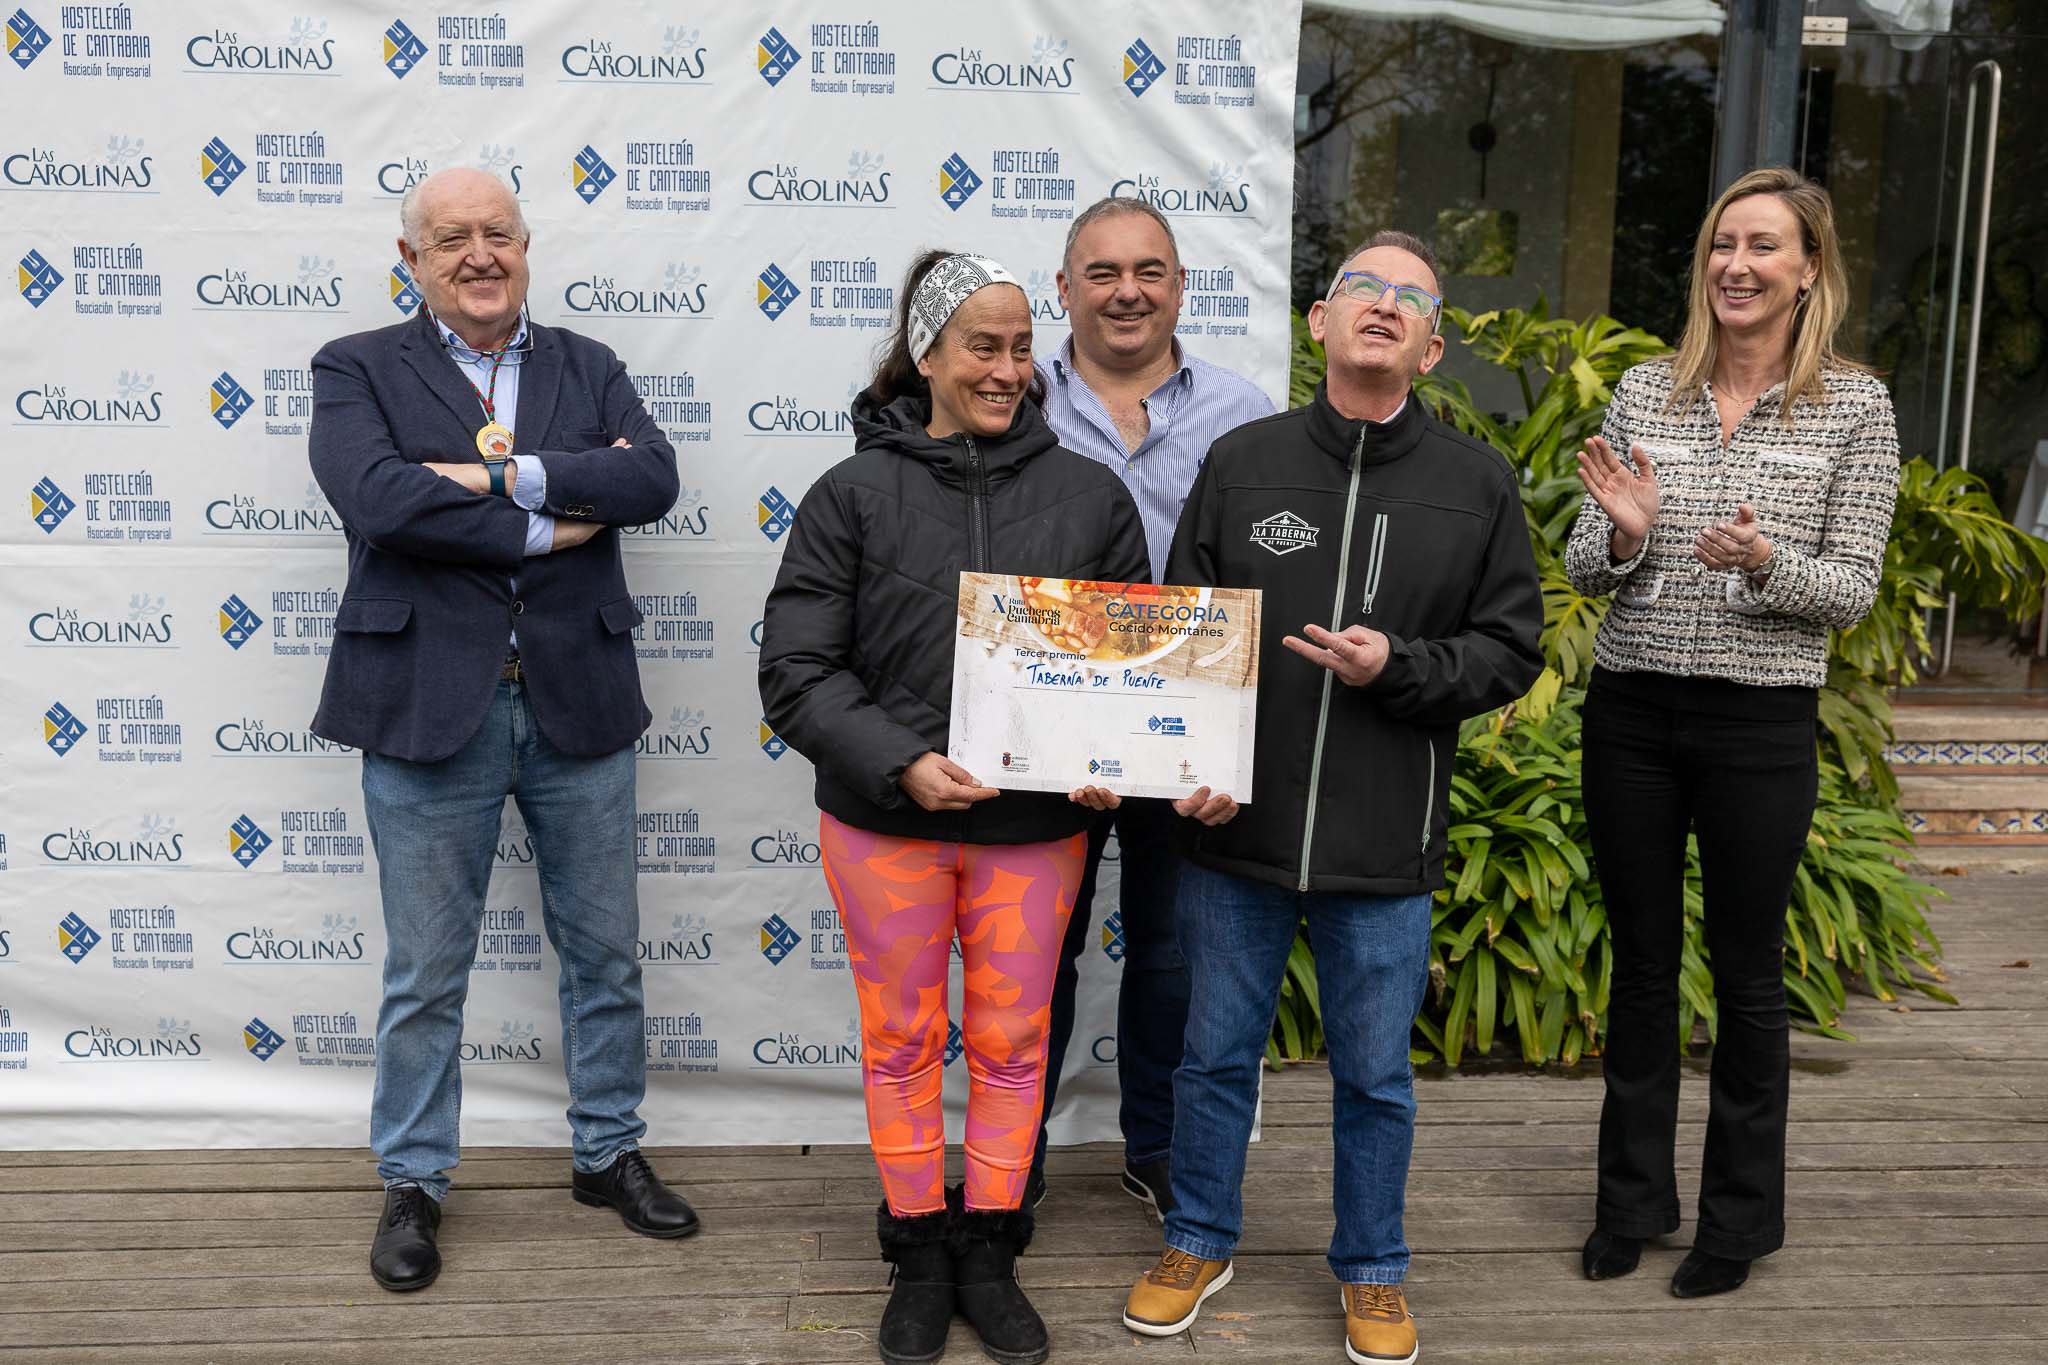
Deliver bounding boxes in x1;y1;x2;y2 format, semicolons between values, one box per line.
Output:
0;0;1299;1149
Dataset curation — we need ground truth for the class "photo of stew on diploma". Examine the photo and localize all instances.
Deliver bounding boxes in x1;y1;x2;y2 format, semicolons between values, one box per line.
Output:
948;573;1260;801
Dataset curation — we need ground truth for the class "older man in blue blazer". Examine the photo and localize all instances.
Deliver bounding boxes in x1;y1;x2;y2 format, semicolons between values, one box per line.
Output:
309;167;690;1293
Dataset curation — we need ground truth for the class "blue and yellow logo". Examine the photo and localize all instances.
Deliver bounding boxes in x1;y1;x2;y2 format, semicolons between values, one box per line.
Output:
759;912;801;964
757;484;794;541
382;19;426;78
1101;908;1125;963
43;700;85;755
243;1016;285;1060
944;1021;964;1067
217;593;262;649
759;719;788;761
210;372;253;429
199;137;245;196
1122;39;1165;96
17;248;61;307
5;8;50;69
391;261;423;315
756;263;799;320
30;474;74;532
389;260;422;314
58;910;101;964
572;145;616;203
938;152;981;211
228;813;272;868
756;26;800;86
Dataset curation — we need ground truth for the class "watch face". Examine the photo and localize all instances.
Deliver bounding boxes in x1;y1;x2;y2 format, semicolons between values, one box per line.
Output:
477;423;514;459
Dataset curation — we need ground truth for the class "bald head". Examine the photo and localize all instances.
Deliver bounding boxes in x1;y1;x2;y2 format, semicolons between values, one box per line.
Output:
400;168;525;251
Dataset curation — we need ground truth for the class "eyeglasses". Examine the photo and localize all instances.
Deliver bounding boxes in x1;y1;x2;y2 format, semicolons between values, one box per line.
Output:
1328;271;1442;325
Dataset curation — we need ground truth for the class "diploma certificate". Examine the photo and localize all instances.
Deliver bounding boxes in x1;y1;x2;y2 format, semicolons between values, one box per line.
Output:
947;573;1260;801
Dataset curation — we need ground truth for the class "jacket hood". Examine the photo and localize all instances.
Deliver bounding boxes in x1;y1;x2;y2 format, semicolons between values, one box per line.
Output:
851;390;1060;484
1306;380;1429;467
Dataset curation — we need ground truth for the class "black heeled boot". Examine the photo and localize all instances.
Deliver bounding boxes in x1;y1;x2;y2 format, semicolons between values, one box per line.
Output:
877;1202;955;1364
1581;1229;1644;1280
948;1185;1048;1365
1671;1248;1751;1298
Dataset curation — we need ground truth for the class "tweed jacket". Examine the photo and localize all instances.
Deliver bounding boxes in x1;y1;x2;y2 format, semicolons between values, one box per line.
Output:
1564;358;1901;689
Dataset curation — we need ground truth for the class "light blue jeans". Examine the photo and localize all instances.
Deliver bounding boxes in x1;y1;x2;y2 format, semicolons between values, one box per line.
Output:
1165;861;1433;1284
363;679;645;1199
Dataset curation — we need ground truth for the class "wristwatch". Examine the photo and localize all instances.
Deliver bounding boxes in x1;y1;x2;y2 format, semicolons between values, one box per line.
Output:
485;457;510;497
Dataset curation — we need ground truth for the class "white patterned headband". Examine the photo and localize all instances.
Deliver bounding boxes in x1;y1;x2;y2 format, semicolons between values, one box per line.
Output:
907;254;1020;364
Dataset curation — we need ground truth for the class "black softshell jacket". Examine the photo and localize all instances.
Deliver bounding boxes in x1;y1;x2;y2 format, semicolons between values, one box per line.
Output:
758;391;1151;845
1165;383;1544;895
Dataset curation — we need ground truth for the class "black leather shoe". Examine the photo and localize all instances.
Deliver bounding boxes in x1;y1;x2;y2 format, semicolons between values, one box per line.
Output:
1671;1248;1750;1298
1581;1229;1643;1280
1121;1157;1174;1222
571;1149;701;1238
369;1184;442;1292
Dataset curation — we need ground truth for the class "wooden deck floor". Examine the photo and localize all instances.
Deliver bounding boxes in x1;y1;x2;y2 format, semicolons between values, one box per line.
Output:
2;872;2041;1364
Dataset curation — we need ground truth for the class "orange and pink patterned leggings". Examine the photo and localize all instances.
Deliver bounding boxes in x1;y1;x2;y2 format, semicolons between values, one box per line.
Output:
820;813;1085;1215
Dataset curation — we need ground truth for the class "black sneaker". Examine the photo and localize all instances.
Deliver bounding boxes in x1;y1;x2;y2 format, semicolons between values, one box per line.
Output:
1121;1157;1173;1221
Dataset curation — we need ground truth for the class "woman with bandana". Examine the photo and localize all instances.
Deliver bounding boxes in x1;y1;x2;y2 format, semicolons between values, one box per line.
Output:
759;250;1150;1365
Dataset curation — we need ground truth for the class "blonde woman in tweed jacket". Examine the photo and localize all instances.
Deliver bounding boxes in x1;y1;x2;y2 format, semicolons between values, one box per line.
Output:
1566;167;1901;1300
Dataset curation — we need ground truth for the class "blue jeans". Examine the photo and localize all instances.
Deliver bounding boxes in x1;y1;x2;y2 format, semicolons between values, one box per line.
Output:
1037;797;1188;1167
1165;861;1433;1284
363;679;646;1199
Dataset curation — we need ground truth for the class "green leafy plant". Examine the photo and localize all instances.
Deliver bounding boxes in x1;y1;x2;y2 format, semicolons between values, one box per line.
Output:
1266;299;2042;1069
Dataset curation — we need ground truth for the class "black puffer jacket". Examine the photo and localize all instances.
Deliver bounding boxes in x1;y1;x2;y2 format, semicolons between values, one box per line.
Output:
1166;383;1543;894
759;391;1150;844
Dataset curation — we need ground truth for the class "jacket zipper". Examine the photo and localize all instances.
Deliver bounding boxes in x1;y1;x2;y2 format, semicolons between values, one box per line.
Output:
1359;512;1389;614
963;434;990;572
1419;737;1436;855
1298;426;1367;892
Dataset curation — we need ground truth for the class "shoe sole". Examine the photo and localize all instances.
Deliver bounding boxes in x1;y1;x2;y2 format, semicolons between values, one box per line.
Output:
571;1188;702;1239
879;1342;949;1365
1340;1289;1417;1365
977;1341;1049;1365
1119;1170;1166;1224
1121;1260;1233;1336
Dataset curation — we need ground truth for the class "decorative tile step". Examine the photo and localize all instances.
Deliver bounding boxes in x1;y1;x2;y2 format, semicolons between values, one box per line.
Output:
1897;773;2048;810
1887;741;2048;767
1906;809;2048;836
1889;704;2048;743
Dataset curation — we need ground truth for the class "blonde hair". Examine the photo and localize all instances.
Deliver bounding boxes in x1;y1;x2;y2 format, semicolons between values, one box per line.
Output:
1665;167;1866;425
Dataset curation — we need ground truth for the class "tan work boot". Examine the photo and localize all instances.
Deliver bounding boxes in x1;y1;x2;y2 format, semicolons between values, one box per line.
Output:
1121;1247;1234;1336
1342;1282;1418;1364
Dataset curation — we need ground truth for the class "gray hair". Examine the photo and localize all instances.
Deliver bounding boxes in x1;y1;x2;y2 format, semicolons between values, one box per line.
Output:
1061;196;1181;273
399;170;527;251
1330;230;1442;297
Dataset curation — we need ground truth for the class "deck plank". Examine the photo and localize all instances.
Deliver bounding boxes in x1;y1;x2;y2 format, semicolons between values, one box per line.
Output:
0;870;2038;1361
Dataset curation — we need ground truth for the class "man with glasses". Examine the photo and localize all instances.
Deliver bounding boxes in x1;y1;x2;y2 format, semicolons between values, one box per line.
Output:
1120;232;1542;1364
308;167;693;1293
1029;195;1272;1217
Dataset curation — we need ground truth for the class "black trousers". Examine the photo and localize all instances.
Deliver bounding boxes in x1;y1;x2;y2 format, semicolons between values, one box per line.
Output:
1035;797;1188;1171
1582;666;1818;1260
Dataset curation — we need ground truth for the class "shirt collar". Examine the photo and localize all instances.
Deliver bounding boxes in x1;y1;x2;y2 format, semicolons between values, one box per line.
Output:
1052;334;1192;394
428;308;529;363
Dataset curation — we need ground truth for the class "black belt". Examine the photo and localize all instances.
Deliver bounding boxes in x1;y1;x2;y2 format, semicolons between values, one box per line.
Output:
501;651;525;682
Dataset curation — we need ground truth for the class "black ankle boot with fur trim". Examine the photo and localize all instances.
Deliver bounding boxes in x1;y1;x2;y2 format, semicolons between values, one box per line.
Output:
877;1202;954;1364
947;1185;1047;1365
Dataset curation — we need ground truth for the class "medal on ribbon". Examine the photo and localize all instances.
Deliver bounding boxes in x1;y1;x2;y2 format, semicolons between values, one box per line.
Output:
476;422;514;459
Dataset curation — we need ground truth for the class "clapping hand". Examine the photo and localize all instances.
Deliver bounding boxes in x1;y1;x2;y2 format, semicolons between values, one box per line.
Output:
1695;502;1770;573
1576;437;1659;554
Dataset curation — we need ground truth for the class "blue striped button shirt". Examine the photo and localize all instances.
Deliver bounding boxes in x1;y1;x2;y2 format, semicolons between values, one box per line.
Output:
1037;335;1274;583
